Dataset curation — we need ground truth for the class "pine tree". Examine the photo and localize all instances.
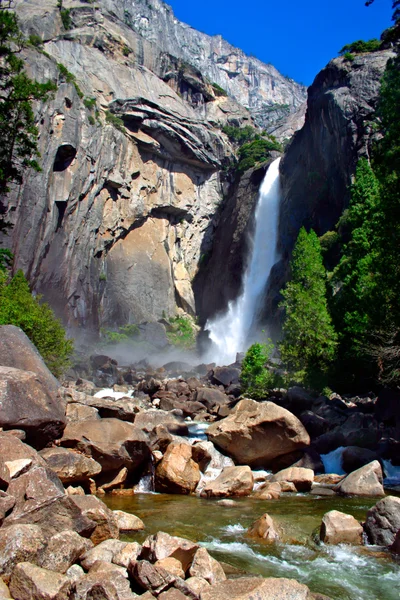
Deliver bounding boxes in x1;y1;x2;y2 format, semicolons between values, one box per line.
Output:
279;227;337;386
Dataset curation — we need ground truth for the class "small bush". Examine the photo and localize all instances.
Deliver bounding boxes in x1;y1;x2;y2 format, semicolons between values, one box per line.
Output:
101;323;139;344
237;137;282;173
222;125;256;145
240;342;278;400
122;45;132;57
84;97;96;110
88;115;95;125
167;315;197;349
0;270;73;377
105;110;125;132
319;230;340;252
339;39;381;55
343;52;355;62
28;34;43;47
57;64;83;98
60;8;72;30
212;82;227;96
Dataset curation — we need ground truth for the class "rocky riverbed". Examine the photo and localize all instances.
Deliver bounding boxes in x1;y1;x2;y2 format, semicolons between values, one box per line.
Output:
0;323;400;599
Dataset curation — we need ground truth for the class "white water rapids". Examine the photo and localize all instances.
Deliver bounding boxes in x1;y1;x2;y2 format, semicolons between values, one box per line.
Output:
206;157;282;365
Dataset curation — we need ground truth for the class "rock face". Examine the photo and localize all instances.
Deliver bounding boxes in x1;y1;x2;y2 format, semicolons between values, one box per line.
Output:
0;366;66;449
206;399;310;467
0;0;304;336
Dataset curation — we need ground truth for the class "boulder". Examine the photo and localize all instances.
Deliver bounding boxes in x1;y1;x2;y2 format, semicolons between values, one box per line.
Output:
270;467;314;492
211;366;240;388
200;577;315;600
341;447;378;473
154;557;185;579
80;539;128;570
0;433;45;469
0;366;66;448
73;570;136;599
0;524;47;582
253;482;281;500
185;576;210;595
0;578;11;599
70;495;119;545
0;492;16;523
247;514;280;542
113;542;142;568
0;325;59;396
60;418;150;473
155;442;201;494
39;447;102;485
140;532;198;572
206;399;310;467
39;530;93;574
336;461;385;497
9;562;71;600
285;387;314;413
200;466;254;498
130;560;175;596
65;403;100;423
320;510;363;545
364;496;400;546
196;389;230;414
158;589;188;600
134;411;188;437
189;547;226;584
113;510;145;532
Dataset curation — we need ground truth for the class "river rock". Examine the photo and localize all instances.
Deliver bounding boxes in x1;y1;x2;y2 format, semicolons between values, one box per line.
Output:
9;562;71;600
113;509;145;532
200;466;254;498
336;461;384;497
0;524;47;582
200;576;315;600
39;530;93;574
320;510;363;545
206;399;310;467
70;495;119;545
270;467;314;492
253;482;281;500
189;547;226;584
60;418;150;473
247;514;280;542
0;366;66;449
140;532;198;572
364;496;400;546
39;447;102;485
155;442;201;494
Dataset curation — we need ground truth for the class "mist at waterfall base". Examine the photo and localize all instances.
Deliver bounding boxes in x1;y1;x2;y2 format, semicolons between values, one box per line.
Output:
205;158;282;366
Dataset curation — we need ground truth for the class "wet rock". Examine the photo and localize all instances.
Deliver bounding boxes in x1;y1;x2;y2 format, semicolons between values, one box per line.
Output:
320;510;363;545
289;448;324;473
206;399;310;467
336;461;384;497
39;531;93;574
200;576;315;599
154;557;185;579
9;562;71;600
39;447;102;485
364;496;400;546
247;513;280;542
113;510;144;533
70;495;119;545
0;524;47;582
200;466;254;498
134;411;188;437
60;418;150;474
155;442;200;494
0;366;66;449
270;467;314;492
140;532;198;572
189;548;226;584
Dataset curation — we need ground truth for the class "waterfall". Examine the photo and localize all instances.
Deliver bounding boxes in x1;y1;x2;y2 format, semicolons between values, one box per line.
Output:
205;158;282;366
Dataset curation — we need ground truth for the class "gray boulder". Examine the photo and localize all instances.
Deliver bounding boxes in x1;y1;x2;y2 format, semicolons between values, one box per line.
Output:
336;461;384;497
364;496;400;546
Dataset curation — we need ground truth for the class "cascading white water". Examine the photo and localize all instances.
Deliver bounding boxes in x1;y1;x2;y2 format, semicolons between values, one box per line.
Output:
206;158;282;366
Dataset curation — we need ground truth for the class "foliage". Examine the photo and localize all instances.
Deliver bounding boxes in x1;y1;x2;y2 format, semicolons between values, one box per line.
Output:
57;63;83;98
211;82;227;96
122;45;131;57
83;97;96;110
222;125;256;145
0;270;73;377
339;39;381;55
60;9;72;30
240;341;278;399
105;110;125;132
28;33;42;47
0;3;56;232
101;324;139;344
166;315;197;349
279;228;338;386
319;230;339;253
0;248;12;271
343;52;355;62
237;137;282;173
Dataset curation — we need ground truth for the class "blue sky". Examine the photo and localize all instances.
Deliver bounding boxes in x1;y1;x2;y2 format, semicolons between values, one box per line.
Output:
166;0;393;85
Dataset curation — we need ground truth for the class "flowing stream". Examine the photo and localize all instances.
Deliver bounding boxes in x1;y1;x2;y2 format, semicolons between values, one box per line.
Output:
206;158;282;365
105;492;400;600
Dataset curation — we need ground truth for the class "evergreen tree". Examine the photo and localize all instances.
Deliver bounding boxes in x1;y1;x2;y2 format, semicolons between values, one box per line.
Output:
279;227;337;386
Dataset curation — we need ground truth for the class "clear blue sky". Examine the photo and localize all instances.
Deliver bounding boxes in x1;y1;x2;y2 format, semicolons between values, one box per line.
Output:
166;0;393;85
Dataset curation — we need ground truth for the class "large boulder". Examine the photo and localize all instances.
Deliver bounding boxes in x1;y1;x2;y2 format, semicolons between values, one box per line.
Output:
270;467;314;492
0;366;66;448
247;514;280;542
0;524;47;582
206;399;310;467
336;461;385;497
0;325;59;395
320;510;363;545
140;532;198;572
341;447;378;473
200;466;254;498
39;447;102;485
39;530;93;574
189;548;226;584
60;418;150;473
364;496;400;546
69;495;119;545
9;562;71;600
155;442;201;494
200;577;316;600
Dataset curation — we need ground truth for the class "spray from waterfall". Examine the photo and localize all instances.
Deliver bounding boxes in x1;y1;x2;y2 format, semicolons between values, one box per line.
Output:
205;157;282;366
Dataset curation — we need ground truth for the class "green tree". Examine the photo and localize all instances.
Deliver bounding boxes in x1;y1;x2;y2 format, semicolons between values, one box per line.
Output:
240;341;277;400
0;1;55;232
279;227;337;386
0;269;73;377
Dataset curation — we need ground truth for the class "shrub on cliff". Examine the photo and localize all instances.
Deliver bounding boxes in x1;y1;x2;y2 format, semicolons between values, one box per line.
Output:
237;138;282;173
0;270;73;377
